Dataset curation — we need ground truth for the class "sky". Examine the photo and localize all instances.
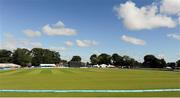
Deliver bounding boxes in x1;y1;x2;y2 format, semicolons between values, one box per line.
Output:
0;0;180;62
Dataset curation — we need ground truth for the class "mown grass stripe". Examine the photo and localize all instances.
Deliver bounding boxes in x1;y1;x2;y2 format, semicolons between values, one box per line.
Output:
1;89;180;93
11;69;34;75
40;69;52;74
59;68;75;74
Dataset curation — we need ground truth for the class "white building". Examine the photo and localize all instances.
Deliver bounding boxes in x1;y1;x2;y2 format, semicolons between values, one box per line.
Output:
0;63;21;69
100;64;108;68
92;64;116;68
40;64;56;68
106;65;116;68
93;64;100;68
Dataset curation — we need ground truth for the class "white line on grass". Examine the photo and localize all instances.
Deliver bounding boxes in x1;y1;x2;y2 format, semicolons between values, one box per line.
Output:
1;89;180;93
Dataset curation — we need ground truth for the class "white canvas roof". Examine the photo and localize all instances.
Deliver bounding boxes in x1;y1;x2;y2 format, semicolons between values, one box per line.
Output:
100;64;108;68
0;63;21;68
107;65;116;68
40;64;56;67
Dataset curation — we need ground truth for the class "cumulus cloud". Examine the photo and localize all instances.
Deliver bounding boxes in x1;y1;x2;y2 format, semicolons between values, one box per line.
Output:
1;33;17;49
20;41;42;48
160;0;180;15
1;33;42;50
49;46;66;52
42;21;77;36
76;40;98;47
167;33;180;40
65;41;73;47
157;54;166;59
177;53;180;57
114;1;176;30
23;29;41;37
121;35;146;46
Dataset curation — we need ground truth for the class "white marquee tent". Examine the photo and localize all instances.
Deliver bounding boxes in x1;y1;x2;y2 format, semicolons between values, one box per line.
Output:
40;64;56;68
0;63;21;68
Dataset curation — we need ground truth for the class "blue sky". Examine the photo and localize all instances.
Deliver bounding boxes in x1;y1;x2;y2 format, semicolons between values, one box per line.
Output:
0;0;180;62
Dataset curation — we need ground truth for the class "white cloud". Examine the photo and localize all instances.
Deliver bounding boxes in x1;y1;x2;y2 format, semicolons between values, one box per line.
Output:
114;1;176;30
177;53;180;57
65;41;73;47
42;21;77;36
49;46;66;52
1;33;17;49
160;0;180;15
178;17;180;24
121;35;146;46
76;40;98;48
167;33;180;40
53;21;65;27
157;54;166;59
0;41;2;49
30;42;42;48
23;29;41;37
1;33;42;50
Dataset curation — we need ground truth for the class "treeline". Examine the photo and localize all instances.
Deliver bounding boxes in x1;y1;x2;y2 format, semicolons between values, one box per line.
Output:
0;48;60;67
0;48;180;69
90;53;180;69
90;53;141;68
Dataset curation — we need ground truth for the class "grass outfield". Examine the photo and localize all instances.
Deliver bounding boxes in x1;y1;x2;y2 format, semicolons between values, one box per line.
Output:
0;68;180;97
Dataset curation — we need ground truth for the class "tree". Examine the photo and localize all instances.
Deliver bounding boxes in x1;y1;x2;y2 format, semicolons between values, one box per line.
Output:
143;55;166;68
90;54;98;65
61;59;67;63
0;49;12;63
176;60;180;67
122;55;132;68
31;48;44;66
128;58;136;68
12;48;32;67
157;59;166;68
71;56;81;62
98;53;111;65
31;48;60;66
111;53;123;67
143;55;157;68
166;62;176;69
133;61;142;68
42;49;60;64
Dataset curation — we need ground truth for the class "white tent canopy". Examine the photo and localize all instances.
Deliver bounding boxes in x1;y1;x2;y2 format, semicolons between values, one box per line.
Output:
0;63;21;68
40;64;56;67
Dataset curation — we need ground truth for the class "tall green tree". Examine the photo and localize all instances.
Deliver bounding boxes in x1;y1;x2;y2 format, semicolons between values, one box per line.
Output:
31;48;60;66
42;49;60;64
176;60;180;67
71;56;81;62
166;62;176;69
0;49;12;63
157;59;166;68
90;54;98;65
111;53;123;67
31;48;44;66
98;53;111;65
122;55;132;67
12;48;32;67
143;55;157;68
143;55;166;68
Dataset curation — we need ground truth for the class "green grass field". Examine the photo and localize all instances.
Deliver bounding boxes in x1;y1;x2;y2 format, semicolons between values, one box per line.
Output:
0;68;180;97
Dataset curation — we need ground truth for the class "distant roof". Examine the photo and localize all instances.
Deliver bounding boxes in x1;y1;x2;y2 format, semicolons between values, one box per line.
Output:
40;64;56;67
0;63;21;68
